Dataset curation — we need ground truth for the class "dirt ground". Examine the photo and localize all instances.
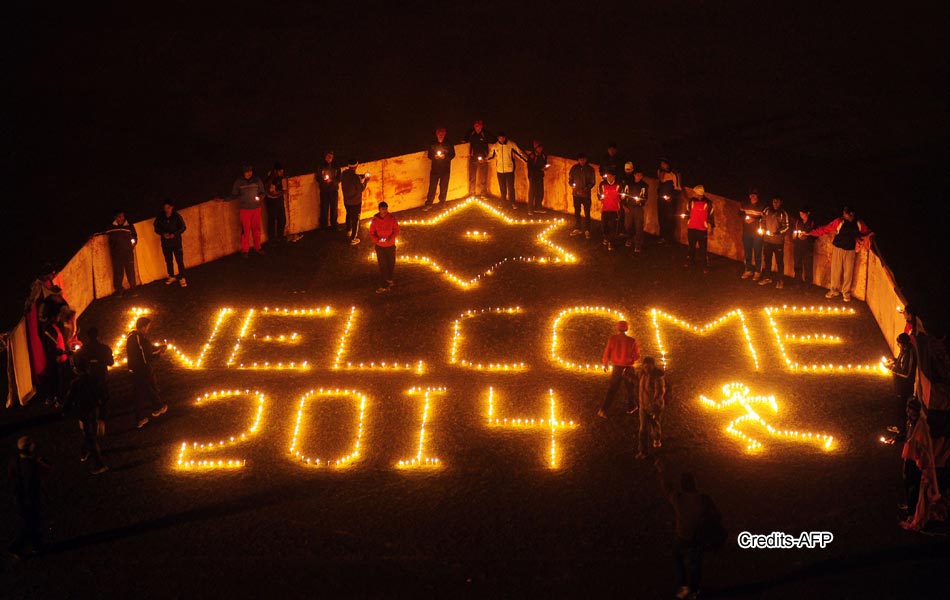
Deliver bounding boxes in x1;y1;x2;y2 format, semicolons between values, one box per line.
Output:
2;200;947;598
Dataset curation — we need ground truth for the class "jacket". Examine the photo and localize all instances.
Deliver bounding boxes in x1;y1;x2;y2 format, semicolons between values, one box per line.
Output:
74;340;114;383
427;140;456;173
760;206;789;244
265;171;286;200
599;153;624;178
126;330;161;374
810;217;871;251
527;151;548;179
739;199;765;235
598;180;622;212
687;196;715;231
106;220;138;256
602;333;640;367
464;128;491;159
621;176;649;207
340;170;368;206
656;168;682;199
153;211;186;249
369;212;400;248
231;176;265;210
792;217;817;249
487;141;525;174
638;365;666;413
318;162;341;192
568;163;597;198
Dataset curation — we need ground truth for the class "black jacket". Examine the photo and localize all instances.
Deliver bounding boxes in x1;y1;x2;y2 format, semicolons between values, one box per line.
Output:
318;162;341;192
600;153;624;177
464;128;491;159
126;330;161;374
153;211;186;249
568;163;597;197
527;151;548;179
106;220;137;256
340;169;368;206
74;340;114;383
427;140;456;173
622;176;649;206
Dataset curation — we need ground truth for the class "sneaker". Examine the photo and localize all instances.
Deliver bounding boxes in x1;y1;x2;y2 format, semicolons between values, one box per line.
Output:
752;271;761;281
626;406;638;415
602;239;608;246
510;204;518;210
741;270;753;279
569;229;582;236
703;267;709;274
254;248;266;256
386;280;395;287
625;240;633;248
634;247;642;254
178;277;187;288
80;453;89;463
376;286;391;294
635;452;648;460
151;404;168;417
422;205;432;212
825;290;840;298
165;277;176;285
526;210;534;216
843;294;852;302
653;439;662;448
350;237;361;245
584;231;591;239
776;280;784;289
534;208;547;214
241;252;249;259
91;465;109;475
596;409;607;419
675;586;691;600
758;277;772;286
136;417;149;429
887;425;900;434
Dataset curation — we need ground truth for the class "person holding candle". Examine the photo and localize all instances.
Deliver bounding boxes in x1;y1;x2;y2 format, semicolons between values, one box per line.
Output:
126;316;168;429
485;131;526;210
739;187;764;279
684;185;714;273
757;195;790;288
808;205;873;302
105;209;138;295
791;206;817;285
231;164;266;258
656;157;682;245
636;357;666;458
598;320;641;418
341;159;369;245
463;119;491;195
599;142;624;179
370;201;400;293
424;127;455;211
264;162;290;245
526;141;549;215
621;164;648;252
318;150;341;230
886;333;917;438
568;154;596;239
153;200;187;287
597;170;623;250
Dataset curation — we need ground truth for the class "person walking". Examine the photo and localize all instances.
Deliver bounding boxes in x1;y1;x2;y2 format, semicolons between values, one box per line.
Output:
485;131;526;209
568;154;596;239
526;141;549;215
792;207;817;285
684;185;715;273
153;200;187;287
231;164;266;257
597;170;623;250
7;436;52;559
341;159;369;245
598;320;641;418
424;127;455;211
370;201;400;293
757;195;790;289
126;316;168;429
808;205;873;302
621;164;648;252
264;162;289;245
66;362;108;474
106;209;138;294
73;327;114;421
739;188;764;279
656;158;682;244
318;150;342;230
464;119;491;196
636;357;666;458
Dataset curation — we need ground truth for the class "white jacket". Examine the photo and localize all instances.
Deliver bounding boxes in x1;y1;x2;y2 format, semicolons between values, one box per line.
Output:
487;141;525;174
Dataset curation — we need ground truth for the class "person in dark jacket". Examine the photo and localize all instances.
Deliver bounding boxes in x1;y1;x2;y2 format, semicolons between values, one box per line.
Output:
568;154;596;238
658;466;720;600
622;166;649;253
106;210;138;294
67;362;108;474
231;164;266;257
684;186;715;272
153;200;187;287
740;188;765;279
792;207;817;285
264;162;288;245
656;158;682;244
8;436;52;558
318;150;342;230
757;195;790;289
809;205;873;302
526;141;549;215
41;309;71;406
126;317;167;429
886;333;917;436
464;119;491;195
599;142;624;179
73;327;114;419
341;159;370;245
424;127;456;211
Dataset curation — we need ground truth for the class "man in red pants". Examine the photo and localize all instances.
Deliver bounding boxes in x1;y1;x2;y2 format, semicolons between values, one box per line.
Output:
231;164;265;258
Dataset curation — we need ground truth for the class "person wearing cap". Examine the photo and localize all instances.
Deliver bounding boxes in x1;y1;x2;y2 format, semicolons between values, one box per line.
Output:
599;320;641;418
599;142;624;179
636;356;666;458
568;154;596;238
485;131;527;210
739;188;765;279
656;158;682;245
265;162;290;245
425;127;456;211
153;200;187;287
105;210;138;294
684;185;715;273
231;164;266;257
463;119;492;196
8;436;52;558
791;207;817;285
318;150;342;230
370;201;400;293
621;165;648;252
808;206;872;302
597;170;623;251
126;316;168;429
526;141;549;215
341;159;370;245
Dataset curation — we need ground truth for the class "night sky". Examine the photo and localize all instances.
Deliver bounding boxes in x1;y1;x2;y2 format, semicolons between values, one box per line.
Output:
7;0;949;331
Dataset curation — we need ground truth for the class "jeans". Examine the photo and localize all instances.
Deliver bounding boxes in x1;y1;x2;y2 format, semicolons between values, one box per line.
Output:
497;172;516;205
132;369;163;421
80;407;104;469
624;202;645;249
162;246;185;278
830;246;856;296
687;229;709;266
602;211;620;245
469;157;489;195
375;245;396;284
319;189;339;229
573;195;591;231
762;241;784;279
638;401;662;454
111;249;135;290
742;232;762;272
239;207;262;253
426;169;450;206
793;241;814;283
674;539;704;591
265;197;286;242
601;366;635;412
528;175;545;210
658;193;677;242
344;204;361;241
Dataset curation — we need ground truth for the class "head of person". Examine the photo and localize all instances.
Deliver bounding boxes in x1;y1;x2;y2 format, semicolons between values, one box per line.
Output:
624;162;634;175
904;305;918;323
842;205;856;221
435;127;446;143
897;332;911;349
242;164;253;179
659;158;670;171
86;326;100;342
693;185;705;198
607;143;617;157
496;131;507;144
163;200;174;217
347;158;358;170
49;285;63;299
114;210;127;225
606;171;616;184
617;320;628;333
324;150;334;164
17;435;34;456
273;161;284;176
577;153;588;165
378;201;389;217
135;316;152;334
58;308;75;325
772;195;783;209
634;170;644;182
799;207;811;222
535;142;544;153
906;397;922;423
642;356;656;371
681;472;697;492
749;187;759;203
473;119;483;133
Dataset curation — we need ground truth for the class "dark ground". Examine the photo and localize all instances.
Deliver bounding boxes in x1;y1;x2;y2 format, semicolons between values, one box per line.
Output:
2;201;947;598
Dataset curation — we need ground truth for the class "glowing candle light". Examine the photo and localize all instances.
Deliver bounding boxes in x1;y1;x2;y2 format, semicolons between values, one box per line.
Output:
176;390;266;470
486;387;578;469
290;388;367;468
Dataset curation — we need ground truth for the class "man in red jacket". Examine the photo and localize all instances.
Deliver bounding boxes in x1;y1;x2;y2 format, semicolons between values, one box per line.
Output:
599;320;641;418
597;171;623;250
370;201;400;293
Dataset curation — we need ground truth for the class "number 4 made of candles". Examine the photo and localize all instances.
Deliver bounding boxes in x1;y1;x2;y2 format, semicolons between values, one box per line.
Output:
699;382;835;454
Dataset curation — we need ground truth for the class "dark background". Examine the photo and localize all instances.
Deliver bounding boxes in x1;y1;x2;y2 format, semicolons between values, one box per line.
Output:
6;0;949;332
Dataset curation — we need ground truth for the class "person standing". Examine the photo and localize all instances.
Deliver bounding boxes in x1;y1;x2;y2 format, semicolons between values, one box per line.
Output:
684;185;715;273
656;158;682;244
7;436;52;558
598;320;641;418
264;162;289;245
568;154;596;239
622;167;649;252
464;119;491;196
739;188;764;279
808;205;873;302
126;316;168;429
231;164;265;257
597;170;623;250
526;141;549;215
66;362;108;474
153;200;187;287
599;142;624;179
757;195;790;289
318;150;342;230
424;127;456;211
106;210;138;294
886;333;917;437
485;131;526;210
370;201;400;293
636;357;666;459
73;327;114;421
792;207;817;285
341;159;369;245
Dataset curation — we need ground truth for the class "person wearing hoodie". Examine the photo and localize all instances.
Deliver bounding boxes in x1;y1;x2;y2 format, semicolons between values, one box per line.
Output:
231;164;266;257
739;188;765;279
464;119;491;195
485;131;526;210
105;209;138;294
424;127;456;211
153;200;187;287
808;205;873;302
318;150;342;230
370;202;400;293
757;195;790;289
684;185;715;273
341;159;370;245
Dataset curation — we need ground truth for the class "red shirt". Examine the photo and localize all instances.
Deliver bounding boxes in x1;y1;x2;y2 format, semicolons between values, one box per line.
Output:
688;197;712;231
602;333;640;367
370;212;400;247
599;182;621;212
